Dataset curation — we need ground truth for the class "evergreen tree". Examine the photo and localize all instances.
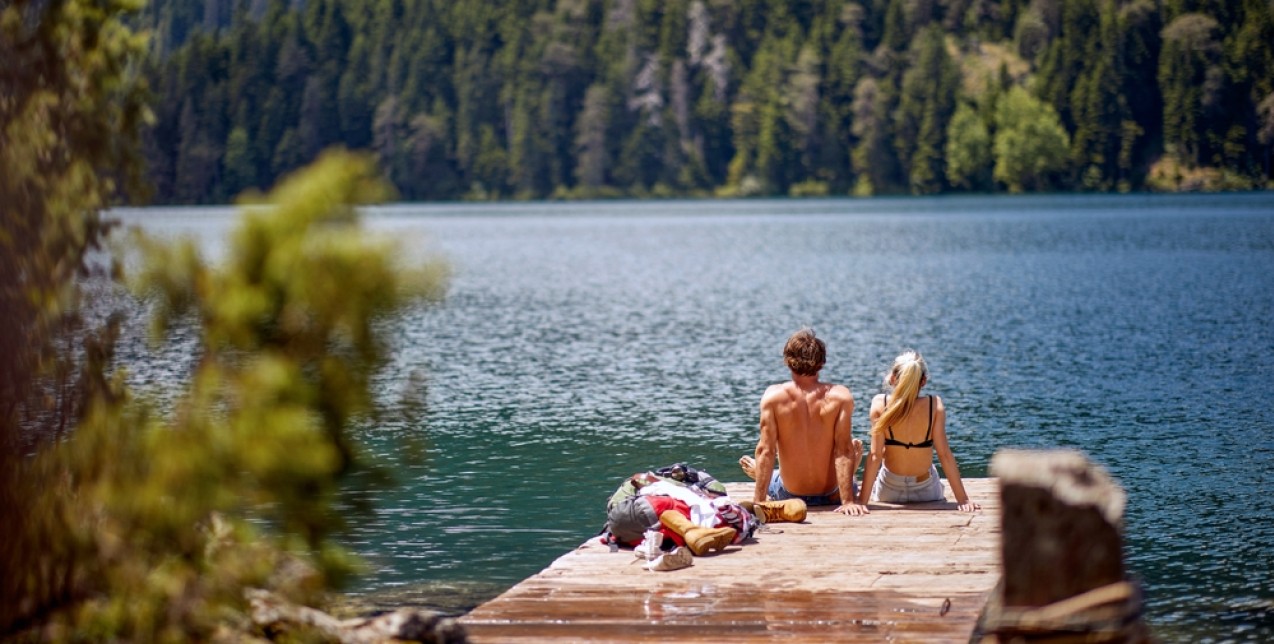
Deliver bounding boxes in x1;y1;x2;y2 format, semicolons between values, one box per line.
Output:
786;45;824;187
175;97;224;203
1158;12;1223;167
338;34;376;150
894;24;959;194
1115;0;1162;188
820;8;865;191
945;101;993;191
693;58;734;187
574;84;613;190
850;76;900;195
1068;0;1125;191
1035;0;1099;138
223;125;259;196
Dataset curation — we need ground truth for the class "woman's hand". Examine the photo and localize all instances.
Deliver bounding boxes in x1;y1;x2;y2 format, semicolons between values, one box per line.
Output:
834;502;870;516
957;500;981;512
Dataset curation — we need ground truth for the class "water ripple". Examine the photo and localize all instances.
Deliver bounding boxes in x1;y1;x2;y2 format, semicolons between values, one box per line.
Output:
112;194;1274;640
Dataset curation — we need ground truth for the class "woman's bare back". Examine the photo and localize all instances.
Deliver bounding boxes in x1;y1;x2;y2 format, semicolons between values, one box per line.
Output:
871;393;942;477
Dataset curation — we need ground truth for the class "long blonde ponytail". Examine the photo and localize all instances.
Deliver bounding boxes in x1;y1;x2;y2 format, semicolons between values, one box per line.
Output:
871;351;928;437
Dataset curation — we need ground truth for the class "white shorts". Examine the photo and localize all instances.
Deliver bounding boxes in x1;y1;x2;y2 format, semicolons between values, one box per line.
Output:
871;463;945;503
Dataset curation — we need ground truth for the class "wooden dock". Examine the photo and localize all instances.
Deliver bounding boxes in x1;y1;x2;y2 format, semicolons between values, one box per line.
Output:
460;478;1001;642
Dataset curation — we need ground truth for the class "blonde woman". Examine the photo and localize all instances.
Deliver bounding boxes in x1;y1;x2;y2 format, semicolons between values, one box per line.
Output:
857;350;980;512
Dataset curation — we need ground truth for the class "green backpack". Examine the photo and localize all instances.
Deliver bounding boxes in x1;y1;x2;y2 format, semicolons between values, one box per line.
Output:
602;463;727;545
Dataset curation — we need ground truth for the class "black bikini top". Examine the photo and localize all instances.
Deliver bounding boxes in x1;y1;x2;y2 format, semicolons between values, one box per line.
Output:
883;395;934;449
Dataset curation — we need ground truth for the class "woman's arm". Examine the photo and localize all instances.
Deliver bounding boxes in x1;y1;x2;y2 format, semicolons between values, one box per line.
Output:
856;395;885;506
931;397;980;512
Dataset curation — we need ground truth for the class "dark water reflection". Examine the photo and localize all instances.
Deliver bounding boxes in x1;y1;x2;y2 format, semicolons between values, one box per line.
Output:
113;193;1274;641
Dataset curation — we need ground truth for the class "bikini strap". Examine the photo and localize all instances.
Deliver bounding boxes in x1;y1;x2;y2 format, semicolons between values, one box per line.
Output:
925;395;935;443
883;394;894;440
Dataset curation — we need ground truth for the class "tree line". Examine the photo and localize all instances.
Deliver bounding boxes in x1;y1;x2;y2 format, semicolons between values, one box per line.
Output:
145;0;1274;203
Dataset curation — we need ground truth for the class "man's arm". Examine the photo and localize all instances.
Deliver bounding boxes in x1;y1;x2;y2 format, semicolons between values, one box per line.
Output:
831;387;868;516
752;396;778;504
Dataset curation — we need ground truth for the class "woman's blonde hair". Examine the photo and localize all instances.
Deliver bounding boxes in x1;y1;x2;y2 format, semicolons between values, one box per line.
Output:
871;350;928;437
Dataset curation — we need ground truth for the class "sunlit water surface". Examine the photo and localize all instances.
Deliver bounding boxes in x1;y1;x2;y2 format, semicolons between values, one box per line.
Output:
112;193;1274;641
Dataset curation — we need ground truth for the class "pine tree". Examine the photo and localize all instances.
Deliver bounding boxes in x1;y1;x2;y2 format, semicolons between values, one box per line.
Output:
894;24;959;194
1159;12;1223;167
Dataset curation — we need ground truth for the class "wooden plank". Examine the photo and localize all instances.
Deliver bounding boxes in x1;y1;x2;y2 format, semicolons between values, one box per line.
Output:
462;478;1000;643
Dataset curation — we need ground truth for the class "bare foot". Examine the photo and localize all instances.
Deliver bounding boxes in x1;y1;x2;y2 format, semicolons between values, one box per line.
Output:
738;455;757;481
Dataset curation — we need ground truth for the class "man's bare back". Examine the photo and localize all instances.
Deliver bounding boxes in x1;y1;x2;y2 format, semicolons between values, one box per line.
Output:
763;380;850;493
748;329;866;516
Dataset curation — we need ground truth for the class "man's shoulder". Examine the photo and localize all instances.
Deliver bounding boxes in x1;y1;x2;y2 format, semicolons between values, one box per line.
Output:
826;382;854;402
760;382;789;403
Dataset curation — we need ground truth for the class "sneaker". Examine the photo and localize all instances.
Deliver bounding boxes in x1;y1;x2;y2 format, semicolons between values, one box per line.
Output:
645;546;693;572
635;529;665;560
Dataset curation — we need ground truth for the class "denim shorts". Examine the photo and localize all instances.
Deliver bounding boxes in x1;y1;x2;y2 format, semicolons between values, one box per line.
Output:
870;463;944;503
767;471;857;506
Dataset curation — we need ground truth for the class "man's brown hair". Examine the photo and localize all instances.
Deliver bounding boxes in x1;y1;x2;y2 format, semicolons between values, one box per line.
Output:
783;328;825;376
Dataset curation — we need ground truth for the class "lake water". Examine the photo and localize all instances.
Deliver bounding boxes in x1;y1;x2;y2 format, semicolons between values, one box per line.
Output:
112;193;1274;641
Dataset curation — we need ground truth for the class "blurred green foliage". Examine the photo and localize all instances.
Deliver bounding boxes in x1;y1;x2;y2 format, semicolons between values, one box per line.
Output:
1;0;448;638
6;149;446;640
3;0;151;630
1;0;150;447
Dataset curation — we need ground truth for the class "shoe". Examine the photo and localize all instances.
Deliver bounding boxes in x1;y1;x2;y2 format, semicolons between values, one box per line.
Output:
635;529;665;560
646;546;693;571
752;498;806;523
658;511;736;556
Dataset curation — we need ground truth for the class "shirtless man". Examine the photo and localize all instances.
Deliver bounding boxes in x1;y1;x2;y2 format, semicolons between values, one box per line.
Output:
742;329;867;516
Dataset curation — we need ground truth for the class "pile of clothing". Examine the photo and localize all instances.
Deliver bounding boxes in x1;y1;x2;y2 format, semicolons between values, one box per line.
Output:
600;463;805;571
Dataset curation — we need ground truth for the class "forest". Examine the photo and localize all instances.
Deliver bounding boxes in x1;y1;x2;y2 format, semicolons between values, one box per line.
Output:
142;0;1274;203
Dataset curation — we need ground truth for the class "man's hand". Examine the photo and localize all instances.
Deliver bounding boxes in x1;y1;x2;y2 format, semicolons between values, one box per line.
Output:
834;502;869;516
